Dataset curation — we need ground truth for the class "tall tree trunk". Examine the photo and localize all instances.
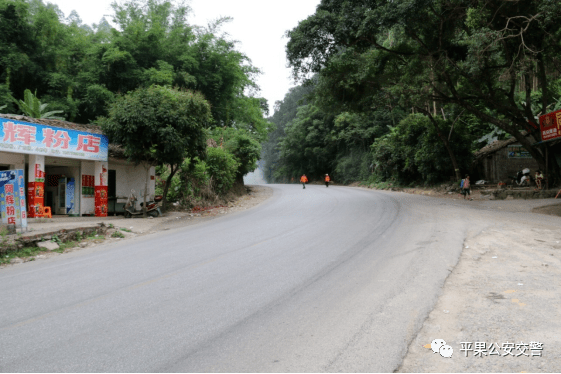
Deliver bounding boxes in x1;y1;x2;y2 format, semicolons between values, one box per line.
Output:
440;70;546;170
162;164;179;212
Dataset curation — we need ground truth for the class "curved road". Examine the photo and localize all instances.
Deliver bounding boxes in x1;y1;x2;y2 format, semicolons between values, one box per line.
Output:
2;185;481;372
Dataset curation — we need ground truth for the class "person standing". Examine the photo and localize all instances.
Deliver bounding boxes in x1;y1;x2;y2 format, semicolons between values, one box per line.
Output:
463;174;471;200
300;174;308;189
324;174;330;187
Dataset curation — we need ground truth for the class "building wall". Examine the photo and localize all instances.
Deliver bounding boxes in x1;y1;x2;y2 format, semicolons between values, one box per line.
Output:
486;146;539;182
81;161;95;215
0;151;25;168
1;150;155;216
109;159;155;210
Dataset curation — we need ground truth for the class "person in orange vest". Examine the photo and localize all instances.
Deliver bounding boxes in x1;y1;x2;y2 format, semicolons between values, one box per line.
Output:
325;174;330;187
300;174;308;189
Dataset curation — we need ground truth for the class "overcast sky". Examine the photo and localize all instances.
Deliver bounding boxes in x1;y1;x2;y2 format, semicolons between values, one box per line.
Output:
45;0;320;115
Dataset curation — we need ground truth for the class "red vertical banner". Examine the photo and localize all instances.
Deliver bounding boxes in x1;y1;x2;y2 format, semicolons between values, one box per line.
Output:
95;186;108;217
27;181;44;218
28;163;45;218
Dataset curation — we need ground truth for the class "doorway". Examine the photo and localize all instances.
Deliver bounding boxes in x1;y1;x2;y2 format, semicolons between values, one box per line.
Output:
45;163;79;216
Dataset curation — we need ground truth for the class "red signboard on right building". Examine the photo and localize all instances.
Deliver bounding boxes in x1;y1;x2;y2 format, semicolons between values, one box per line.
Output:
539;109;561;141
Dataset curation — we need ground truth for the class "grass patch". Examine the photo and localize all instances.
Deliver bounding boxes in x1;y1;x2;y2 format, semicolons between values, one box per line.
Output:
86;230;101;240
111;231;125;238
120;227;132;232
58;241;78;252
1;246;43;264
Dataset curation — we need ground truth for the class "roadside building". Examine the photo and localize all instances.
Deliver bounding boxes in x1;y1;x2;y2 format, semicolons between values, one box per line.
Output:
472;133;561;183
0;114;155;219
472;136;538;183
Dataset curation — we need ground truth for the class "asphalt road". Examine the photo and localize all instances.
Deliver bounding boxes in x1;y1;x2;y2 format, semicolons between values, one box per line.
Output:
1;185;484;372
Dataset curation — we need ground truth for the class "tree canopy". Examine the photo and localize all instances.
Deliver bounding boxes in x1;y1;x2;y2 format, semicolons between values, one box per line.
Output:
286;0;561;174
257;0;561;185
99;85;211;208
0;0;270;138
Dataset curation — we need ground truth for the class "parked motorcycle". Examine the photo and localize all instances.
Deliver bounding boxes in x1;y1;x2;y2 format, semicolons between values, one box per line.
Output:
509;168;533;187
124;190;162;218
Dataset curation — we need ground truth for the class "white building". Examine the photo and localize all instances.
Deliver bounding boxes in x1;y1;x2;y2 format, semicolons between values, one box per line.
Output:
0;114;155;219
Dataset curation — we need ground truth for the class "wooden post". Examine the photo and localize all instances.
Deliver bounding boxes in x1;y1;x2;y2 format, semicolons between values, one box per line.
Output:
546;147;548;190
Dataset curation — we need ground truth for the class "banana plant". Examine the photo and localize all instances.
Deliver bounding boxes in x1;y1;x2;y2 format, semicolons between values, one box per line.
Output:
12;89;65;120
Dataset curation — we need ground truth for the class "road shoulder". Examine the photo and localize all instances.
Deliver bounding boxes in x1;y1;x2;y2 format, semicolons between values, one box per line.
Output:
1;185;273;267
398;222;561;372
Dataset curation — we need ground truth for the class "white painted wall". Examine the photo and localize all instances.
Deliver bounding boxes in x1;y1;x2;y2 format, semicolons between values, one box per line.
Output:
81;161;95;215
109;159;155;210
0;151;25;169
28;154;45;183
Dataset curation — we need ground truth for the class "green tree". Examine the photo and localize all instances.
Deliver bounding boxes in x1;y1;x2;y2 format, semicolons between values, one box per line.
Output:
205;147;238;195
99;85;212;212
277;104;336;181
286;0;561;177
371;114;472;185
262;85;314;182
211;127;261;183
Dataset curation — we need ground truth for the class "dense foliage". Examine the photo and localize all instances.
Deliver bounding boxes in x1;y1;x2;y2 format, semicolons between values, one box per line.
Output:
261;0;561;186
287;0;561;184
99;85;211;208
1;0;271;201
0;0;268;128
371;114;472;185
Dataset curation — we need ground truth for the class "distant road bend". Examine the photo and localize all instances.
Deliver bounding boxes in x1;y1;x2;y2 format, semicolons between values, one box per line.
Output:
2;184;475;372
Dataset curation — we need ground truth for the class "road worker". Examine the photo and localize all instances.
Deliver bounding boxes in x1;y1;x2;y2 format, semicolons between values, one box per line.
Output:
300;174;308;189
325;174;330;187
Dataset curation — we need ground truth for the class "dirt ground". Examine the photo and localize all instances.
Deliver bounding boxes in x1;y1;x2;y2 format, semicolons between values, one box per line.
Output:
387;184;561;217
393;186;561;372
397;224;561;372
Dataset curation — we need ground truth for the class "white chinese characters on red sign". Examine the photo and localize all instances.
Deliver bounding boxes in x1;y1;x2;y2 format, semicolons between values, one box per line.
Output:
539;109;561;142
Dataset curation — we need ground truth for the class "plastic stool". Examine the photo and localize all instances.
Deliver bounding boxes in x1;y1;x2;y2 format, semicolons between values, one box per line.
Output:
41;206;52;218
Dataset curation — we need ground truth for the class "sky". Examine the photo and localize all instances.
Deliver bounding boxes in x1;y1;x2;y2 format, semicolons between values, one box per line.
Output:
45;0;321;115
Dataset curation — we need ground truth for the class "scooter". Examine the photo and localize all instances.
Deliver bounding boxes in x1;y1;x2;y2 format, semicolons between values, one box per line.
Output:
124;190;162;218
509;168;533;187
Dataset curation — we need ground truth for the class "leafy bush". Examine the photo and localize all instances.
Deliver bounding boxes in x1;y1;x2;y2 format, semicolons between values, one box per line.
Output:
210;127;261;179
334;149;372;184
205;147;239;195
371;113;472;185
111;231;125;238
